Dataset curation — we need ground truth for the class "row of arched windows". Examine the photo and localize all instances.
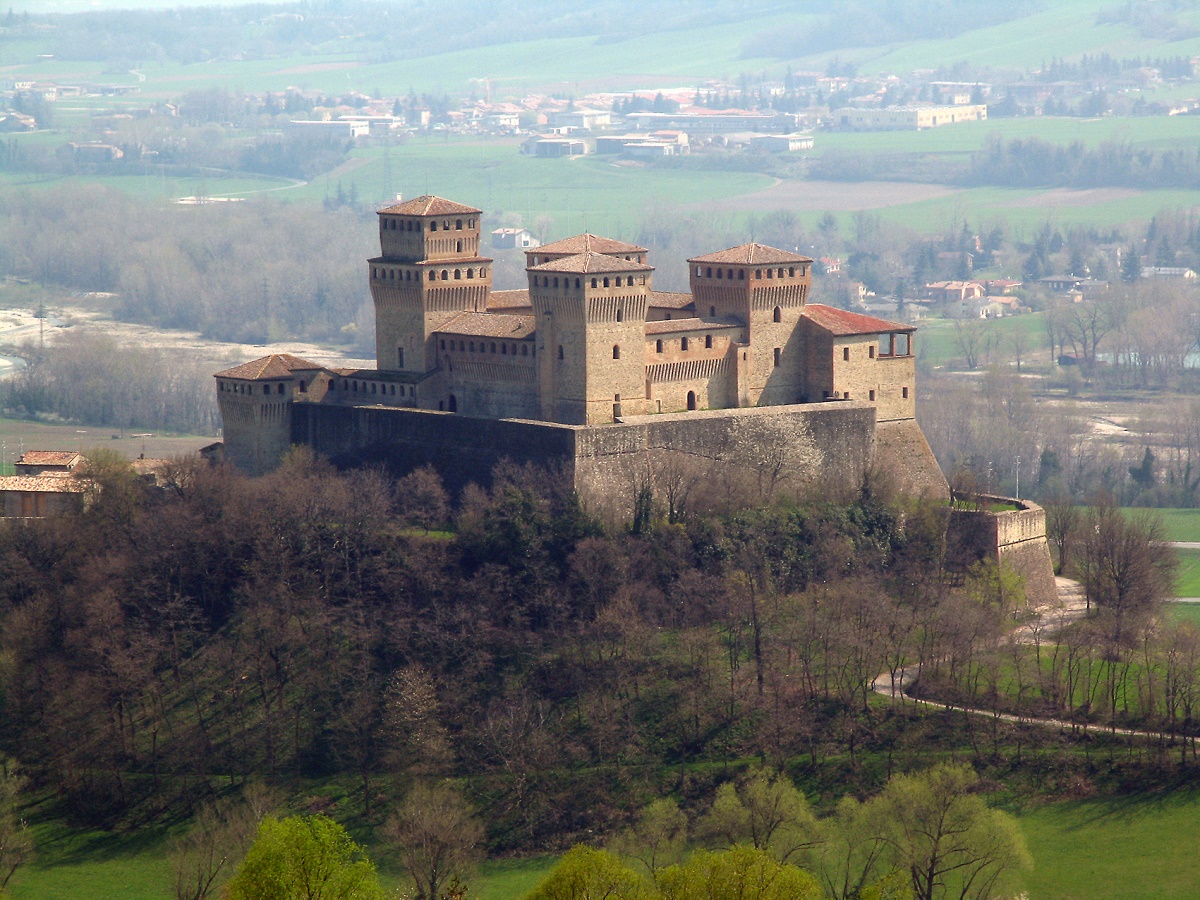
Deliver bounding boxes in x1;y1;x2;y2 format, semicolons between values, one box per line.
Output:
330;379;413;398
371;267;489;281
535;275;643;289
694;266;800;279
440;338;534;357
382;217;476;232
653;334;715;353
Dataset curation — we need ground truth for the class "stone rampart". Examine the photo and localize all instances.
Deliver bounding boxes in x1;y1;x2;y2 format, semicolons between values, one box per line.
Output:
945;493;1057;606
290;400;936;521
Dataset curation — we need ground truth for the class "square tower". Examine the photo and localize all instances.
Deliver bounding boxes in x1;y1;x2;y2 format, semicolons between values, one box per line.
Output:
369;196;493;375
688;244;812;406
527;250;654;424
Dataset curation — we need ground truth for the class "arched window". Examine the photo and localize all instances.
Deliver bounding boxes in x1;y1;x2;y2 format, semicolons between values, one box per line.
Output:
767;269;773;279
277;383;284;394
738;270;745;280
501;344;507;355
456;240;462;252
439;340;445;350
705;334;713;349
454;269;461;279
558;345;564;360
627;276;634;286
429;271;436;281
455;219;463;230
612;345;621;359
681;337;689;351
480;268;487;277
717;269;723;279
371;383;377;394
706;267;712;277
755;269;762;278
710;306;716;316
656;339;663;353
448;394;457;412
467;268;474;278
727;269;733;279
591;278;598;288
616;308;624;322
687;391;697;411
490;342;496;353
441;270;449;280
522;345;529;356
789;267;795;276
773;306;782;323
575;278;581;288
603;277;610;287
430;222;438;231
469;341;475;352
695;266;702;276
553;277;559;288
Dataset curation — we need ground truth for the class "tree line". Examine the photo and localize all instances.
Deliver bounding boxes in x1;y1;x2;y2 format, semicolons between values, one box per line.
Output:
0;449;1182;860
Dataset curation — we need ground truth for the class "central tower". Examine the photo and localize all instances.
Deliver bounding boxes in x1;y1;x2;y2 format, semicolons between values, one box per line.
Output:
527;251;654;424
368;196;493;374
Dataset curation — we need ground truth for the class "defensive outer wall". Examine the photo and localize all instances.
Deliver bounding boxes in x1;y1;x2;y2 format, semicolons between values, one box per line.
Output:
945;493;1058;607
290;399;950;520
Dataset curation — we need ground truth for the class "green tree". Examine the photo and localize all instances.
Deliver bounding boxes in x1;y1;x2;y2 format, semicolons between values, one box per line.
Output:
522;845;653;900
697;768;819;864
657;845;823;900
873;764;1030;900
224;815;384;900
608;799;688;882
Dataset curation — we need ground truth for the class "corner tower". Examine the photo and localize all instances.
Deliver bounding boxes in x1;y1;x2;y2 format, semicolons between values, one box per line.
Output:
688;244;812;406
527;249;654;424
369;196;492;375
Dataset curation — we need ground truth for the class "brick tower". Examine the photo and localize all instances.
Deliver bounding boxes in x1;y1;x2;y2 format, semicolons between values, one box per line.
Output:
687;245;812;406
527;250;654;424
369;196;493;374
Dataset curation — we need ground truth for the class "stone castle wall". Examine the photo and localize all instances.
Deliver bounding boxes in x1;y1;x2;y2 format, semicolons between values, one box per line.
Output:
945;494;1057;606
290;400;930;520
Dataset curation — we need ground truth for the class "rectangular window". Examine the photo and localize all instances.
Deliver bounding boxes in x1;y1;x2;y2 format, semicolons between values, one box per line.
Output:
869;345;876;359
869;390;875;401
843;347;850;361
398;347;405;368
902;386;909;399
773;347;781;367
895;333;911;356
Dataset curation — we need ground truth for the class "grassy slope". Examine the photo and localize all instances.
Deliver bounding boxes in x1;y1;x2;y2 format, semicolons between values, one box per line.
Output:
1018;792;1200;900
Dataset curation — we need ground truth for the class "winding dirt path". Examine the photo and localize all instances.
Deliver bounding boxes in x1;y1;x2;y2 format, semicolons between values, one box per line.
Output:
871;579;1179;742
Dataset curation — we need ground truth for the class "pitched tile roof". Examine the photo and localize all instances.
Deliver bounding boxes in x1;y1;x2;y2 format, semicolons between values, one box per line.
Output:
645;317;742;335
528;251;653;274
378;195;481;216
0;474;88;493
648;291;695;309
532;234;647;256
802;304;912;336
437;313;537;339
214;354;324;380
487;289;533;310
689;243;813;265
16;451;83;467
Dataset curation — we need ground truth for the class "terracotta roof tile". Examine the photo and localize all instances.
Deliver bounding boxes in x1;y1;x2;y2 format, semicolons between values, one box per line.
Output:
645;317;742;335
437;313;537;339
214;354;324;380
0;474;88;493
528;251;653;274
487;289;532;310
16;451;83;467
648;291;695;309
378;195;481;216
689;243;813;265
531;234;647;256
802;304;912;336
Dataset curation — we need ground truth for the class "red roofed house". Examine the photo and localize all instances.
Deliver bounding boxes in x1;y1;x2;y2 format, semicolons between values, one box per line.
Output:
1;451;89;517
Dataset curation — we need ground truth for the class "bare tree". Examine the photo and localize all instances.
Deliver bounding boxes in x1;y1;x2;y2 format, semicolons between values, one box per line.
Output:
0;756;33;895
384;782;485;900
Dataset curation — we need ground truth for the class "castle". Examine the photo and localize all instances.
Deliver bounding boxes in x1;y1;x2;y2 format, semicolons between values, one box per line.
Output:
210;195;1060;602
216;195;929;469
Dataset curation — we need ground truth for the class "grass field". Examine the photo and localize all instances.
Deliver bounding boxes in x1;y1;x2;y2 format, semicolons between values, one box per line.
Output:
0;416;214;463
914;312;1049;370
1152;509;1200;543
1017;791;1200;900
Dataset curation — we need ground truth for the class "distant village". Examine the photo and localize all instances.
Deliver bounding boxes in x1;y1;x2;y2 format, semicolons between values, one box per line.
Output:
4;51;1200;167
